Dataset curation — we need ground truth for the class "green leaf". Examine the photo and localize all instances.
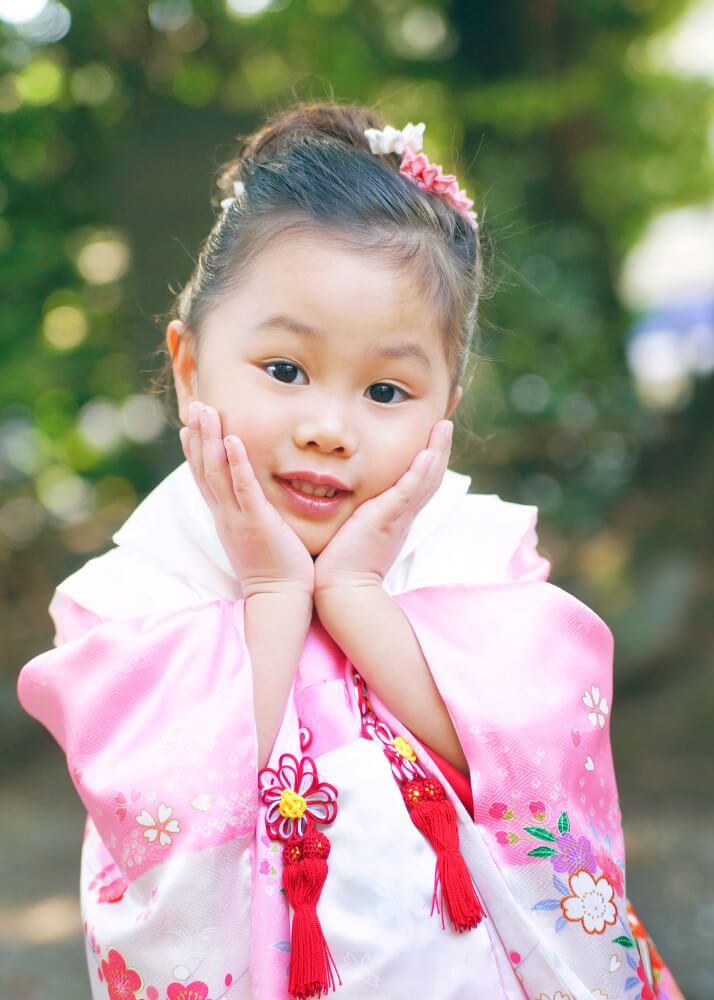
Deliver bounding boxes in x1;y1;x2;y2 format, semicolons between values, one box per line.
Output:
557;812;570;834
524;826;557;842
527;846;559;858
612;935;635;948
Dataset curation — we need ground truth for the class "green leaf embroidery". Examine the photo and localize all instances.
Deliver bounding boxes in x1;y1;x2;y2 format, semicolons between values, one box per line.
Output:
557;812;570;834
613;935;635;948
524;826;557;842
527;846;559;858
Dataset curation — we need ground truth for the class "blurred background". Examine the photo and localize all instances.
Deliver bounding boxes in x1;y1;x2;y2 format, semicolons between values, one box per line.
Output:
1;0;712;997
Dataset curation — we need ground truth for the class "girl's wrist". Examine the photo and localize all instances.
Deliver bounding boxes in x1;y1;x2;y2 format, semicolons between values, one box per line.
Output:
244;583;314;603
314;574;383;612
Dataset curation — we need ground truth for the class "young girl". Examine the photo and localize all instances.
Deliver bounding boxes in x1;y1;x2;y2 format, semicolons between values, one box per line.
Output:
18;101;684;1000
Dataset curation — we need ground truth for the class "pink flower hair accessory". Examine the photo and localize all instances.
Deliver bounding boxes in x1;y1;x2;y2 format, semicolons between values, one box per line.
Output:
363;121;478;231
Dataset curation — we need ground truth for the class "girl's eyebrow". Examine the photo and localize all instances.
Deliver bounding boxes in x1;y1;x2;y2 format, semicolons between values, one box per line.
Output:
253;313;432;370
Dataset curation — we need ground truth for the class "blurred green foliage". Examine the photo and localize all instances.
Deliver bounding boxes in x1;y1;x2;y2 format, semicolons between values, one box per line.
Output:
1;0;712;753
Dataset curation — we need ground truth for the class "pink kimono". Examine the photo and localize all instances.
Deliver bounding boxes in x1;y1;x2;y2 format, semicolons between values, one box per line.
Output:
17;463;684;1000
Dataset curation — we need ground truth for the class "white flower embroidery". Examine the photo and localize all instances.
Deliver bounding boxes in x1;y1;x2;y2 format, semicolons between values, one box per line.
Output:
535;993;572;1000
135;802;181;846
363;122;425;156
561;870;618;934
582;684;609;728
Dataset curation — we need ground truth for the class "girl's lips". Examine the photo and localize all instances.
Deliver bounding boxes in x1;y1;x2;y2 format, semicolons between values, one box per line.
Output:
275;477;349;518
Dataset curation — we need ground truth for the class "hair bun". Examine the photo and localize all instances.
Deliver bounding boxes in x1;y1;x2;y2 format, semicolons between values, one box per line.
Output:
215;99;393;206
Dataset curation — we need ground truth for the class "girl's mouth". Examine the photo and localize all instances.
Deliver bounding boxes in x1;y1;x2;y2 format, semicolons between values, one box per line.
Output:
275;477;350;518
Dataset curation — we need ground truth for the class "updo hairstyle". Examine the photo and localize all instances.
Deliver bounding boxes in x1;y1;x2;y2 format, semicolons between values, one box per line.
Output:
154;99;484;426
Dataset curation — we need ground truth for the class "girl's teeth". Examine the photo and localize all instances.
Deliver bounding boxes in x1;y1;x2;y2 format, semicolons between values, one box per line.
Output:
288;480;337;498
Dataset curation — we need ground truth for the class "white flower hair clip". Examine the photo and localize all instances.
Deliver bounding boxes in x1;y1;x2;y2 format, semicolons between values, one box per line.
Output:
364;120;478;230
220;180;246;211
363;121;426;156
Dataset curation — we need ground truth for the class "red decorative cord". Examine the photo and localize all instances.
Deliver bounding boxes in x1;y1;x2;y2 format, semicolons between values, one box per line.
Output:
354;671;485;933
258;753;341;998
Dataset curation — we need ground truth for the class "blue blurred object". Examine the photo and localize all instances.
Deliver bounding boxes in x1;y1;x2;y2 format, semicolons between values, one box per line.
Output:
626;294;714;384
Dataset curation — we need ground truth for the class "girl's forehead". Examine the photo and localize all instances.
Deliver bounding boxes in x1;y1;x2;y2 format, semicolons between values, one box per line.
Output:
223;233;443;346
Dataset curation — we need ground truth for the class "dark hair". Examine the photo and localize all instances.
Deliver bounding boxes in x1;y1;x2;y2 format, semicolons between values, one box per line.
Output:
152;99;486;427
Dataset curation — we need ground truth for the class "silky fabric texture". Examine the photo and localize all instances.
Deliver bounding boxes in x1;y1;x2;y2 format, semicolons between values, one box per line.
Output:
17;462;684;999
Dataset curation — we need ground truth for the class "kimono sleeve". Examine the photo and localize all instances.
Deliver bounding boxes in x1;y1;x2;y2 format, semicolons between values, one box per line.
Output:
504;501;551;582
391;581;685;1000
17;597;259;886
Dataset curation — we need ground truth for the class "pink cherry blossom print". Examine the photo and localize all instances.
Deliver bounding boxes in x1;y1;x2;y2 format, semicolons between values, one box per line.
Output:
560;869;617;934
99;948;142;1000
166;981;209;1000
582;684;609;728
135;802;181;846
258;753;338;841
595;846;624;896
146;989;159;1000
495;831;509;845
114;789;140;823
571;729;581;746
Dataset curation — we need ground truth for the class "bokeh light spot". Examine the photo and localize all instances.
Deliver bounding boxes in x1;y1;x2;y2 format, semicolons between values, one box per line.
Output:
0;494;46;545
43;305;88;350
75;233;130;284
15;57;63;105
120;395;166;443
70;63;116;105
78;399;123;452
36;465;94;523
0;0;47;24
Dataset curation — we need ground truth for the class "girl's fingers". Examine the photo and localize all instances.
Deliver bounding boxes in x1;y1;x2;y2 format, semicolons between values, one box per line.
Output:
185;404;215;507
223;434;265;515
379;420;453;520
200;406;240;508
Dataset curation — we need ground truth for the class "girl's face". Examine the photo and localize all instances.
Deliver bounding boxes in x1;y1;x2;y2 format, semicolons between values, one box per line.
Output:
168;232;462;556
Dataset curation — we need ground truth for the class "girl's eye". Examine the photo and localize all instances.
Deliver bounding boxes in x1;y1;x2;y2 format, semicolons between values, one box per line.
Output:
264;361;306;385
367;383;410;405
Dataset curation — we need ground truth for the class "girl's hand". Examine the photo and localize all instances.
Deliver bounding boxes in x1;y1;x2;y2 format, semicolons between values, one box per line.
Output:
313;419;454;596
180;401;315;601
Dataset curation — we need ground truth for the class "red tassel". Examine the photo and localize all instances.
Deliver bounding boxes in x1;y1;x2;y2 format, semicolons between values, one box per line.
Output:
282;826;341;999
402;777;485;932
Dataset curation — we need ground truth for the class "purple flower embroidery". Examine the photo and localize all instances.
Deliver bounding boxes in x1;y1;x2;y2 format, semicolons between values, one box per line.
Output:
551;832;595;874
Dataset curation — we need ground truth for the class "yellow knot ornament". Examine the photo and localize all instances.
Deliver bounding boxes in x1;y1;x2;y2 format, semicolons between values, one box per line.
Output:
391;736;417;761
279;788;308;820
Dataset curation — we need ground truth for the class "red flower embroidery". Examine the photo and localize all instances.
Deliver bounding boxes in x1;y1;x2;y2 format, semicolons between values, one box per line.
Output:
489;802;509;820
97;878;127;904
167;981;209;1000
637;961;655;1000
258;754;337;841
595;846;624;896
100;948;142;1000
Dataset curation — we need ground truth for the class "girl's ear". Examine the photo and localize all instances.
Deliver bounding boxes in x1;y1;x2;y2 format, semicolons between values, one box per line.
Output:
445;384;463;419
166;320;197;425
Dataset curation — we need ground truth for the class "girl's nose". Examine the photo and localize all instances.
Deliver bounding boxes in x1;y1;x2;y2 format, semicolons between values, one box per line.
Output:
293;413;357;456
